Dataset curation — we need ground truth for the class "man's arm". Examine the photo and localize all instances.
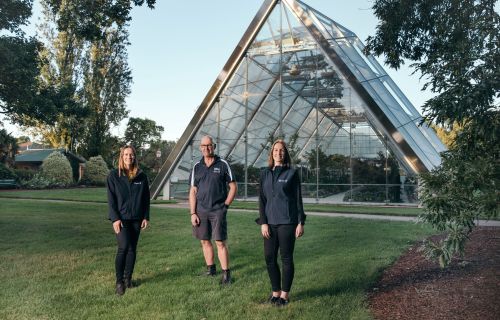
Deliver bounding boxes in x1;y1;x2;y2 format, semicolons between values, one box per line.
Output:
189;186;199;226
225;181;237;206
189;186;198;214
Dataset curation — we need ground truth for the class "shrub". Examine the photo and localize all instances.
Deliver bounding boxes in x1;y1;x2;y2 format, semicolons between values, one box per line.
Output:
81;155;109;186
0;163;17;180
14;168;37;181
21;173;53;189
41;151;73;186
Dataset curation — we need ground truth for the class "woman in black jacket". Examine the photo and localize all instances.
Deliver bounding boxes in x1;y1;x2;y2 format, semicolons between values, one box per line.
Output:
107;145;150;295
258;139;306;306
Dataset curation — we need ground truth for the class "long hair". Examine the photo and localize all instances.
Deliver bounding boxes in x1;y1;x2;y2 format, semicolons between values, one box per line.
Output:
118;145;139;179
267;139;291;168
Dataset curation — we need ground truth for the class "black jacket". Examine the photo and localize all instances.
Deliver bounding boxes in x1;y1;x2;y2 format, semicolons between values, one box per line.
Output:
107;169;150;222
258;166;306;225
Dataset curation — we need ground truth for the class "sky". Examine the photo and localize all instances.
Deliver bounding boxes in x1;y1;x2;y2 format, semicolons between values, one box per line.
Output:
4;0;436;141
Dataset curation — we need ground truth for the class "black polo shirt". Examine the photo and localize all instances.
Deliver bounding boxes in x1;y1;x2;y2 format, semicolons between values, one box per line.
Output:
189;155;235;213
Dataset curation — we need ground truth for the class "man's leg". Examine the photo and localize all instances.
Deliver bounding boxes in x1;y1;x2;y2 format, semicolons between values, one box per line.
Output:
201;240;214;266
215;240;229;270
216;240;231;284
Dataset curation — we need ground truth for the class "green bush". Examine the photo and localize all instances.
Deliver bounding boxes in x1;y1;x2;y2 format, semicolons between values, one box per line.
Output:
81;155;109;186
13;168;37;181
0;163;17;180
21;173;53;189
41;152;73;187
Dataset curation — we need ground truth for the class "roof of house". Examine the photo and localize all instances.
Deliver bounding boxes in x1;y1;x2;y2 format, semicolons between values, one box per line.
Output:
15;149;86;163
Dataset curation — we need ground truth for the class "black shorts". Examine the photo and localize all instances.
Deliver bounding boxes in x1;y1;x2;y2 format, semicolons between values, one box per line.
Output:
193;207;227;241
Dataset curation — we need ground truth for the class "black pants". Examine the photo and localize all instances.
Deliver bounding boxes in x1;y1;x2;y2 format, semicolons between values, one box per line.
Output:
264;224;296;292
115;220;141;283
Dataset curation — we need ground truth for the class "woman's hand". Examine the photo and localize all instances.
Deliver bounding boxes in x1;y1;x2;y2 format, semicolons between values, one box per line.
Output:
113;220;122;234
261;224;270;239
295;224;304;238
141;219;149;230
191;213;200;227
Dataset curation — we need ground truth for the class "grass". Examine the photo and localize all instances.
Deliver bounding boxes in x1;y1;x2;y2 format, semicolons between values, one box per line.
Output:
231;200;424;216
0;187;175;204
0;198;435;319
0;188;422;216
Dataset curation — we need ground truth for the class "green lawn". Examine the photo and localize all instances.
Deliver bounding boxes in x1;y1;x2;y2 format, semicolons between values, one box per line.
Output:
0;198;435;319
0;188;422;216
231;200;424;216
0;187;175;204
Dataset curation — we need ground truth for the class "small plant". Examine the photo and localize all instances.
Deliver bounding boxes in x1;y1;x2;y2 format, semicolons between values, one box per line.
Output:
81;155;109;186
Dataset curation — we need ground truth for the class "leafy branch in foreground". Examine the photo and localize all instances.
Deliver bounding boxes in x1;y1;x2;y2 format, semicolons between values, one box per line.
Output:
366;0;499;267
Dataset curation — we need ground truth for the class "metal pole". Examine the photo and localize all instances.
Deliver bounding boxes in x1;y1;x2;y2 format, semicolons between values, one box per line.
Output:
349;88;353;203
315;48;319;204
385;136;389;203
244;55;249;200
278;0;283;138
217;98;221;148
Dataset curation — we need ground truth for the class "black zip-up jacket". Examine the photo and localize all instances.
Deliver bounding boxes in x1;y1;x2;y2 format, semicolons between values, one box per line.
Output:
257;166;306;225
107;169;150;222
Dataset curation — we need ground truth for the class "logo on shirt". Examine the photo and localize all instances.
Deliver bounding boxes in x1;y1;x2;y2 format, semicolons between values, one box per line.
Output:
213;167;221;174
278;179;288;183
134;182;142;185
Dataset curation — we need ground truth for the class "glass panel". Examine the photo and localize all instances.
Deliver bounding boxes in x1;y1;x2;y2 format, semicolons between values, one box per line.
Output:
161;0;444;204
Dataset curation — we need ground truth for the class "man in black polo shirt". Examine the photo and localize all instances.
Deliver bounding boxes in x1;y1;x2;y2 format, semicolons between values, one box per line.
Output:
189;135;237;285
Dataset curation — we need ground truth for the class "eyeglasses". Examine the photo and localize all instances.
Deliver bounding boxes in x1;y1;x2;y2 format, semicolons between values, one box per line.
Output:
200;144;214;148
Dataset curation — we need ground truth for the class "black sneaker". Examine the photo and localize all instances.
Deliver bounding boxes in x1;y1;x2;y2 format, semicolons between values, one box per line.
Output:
201;265;216;276
268;295;280;305
124;278;134;288
220;269;232;285
276;298;289;307
115;281;125;296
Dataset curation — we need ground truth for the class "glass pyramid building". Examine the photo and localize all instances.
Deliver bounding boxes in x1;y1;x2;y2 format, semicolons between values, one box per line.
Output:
150;0;446;203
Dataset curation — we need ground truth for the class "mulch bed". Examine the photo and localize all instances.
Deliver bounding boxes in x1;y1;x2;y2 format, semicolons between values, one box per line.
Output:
368;227;500;320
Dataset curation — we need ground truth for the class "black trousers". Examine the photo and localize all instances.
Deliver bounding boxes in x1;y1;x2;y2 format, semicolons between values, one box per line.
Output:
115;220;141;283
264;224;296;292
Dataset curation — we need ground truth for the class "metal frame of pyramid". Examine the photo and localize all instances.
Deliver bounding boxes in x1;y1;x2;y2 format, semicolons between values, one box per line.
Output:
149;0;445;200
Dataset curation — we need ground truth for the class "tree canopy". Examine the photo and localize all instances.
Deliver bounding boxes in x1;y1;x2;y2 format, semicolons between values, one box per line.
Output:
366;0;499;267
0;0;58;126
124;117;164;151
1;0;156;131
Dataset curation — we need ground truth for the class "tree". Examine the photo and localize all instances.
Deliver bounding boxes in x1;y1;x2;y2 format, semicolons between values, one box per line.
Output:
79;27;131;158
365;0;499;267
0;128;18;165
0;0;59;126
33;0;89;150
140;139;175;168
1;0;156;131
431;122;463;148
34;0;156;153
124;117;164;152
42;0;155;42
